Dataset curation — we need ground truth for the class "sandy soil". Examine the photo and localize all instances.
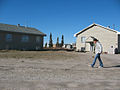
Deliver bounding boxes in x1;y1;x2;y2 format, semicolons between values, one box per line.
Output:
0;51;120;90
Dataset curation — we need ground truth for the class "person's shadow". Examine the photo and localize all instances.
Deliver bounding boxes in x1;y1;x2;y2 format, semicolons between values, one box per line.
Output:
104;65;120;68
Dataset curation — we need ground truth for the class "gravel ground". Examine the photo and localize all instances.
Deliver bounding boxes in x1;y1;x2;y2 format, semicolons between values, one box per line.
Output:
0;51;120;90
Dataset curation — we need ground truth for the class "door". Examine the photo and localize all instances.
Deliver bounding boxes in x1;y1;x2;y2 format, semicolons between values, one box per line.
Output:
90;42;94;52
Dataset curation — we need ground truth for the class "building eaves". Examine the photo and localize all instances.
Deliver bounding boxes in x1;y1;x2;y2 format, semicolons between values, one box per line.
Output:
74;23;118;37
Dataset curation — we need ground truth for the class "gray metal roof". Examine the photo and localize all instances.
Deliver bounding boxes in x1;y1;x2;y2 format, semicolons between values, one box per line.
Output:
0;23;46;36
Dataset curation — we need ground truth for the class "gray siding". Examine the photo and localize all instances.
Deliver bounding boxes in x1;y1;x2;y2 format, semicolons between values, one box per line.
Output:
0;31;44;50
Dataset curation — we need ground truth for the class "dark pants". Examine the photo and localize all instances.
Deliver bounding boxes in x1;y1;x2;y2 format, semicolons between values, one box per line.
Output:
91;53;103;67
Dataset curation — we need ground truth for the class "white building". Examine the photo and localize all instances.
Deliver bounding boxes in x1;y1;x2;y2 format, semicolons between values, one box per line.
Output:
74;23;120;54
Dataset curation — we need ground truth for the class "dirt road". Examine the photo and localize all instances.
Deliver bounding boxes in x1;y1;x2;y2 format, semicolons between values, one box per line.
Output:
0;51;120;90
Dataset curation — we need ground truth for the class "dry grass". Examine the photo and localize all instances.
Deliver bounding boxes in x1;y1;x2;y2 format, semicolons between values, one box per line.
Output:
0;50;78;60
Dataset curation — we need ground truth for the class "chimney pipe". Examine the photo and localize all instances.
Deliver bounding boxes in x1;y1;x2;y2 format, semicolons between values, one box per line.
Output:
107;26;110;28
17;24;20;27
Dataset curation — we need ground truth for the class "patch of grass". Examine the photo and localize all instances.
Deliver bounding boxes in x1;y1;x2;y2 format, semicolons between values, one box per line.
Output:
0;50;78;60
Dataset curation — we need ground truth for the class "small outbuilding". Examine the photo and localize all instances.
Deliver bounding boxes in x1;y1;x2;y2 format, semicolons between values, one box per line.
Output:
74;23;120;54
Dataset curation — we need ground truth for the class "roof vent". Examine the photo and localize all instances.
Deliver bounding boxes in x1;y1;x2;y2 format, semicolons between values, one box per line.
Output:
17;24;20;27
107;26;110;28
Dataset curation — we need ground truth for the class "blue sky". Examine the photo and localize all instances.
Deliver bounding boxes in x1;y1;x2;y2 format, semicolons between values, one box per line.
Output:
0;0;120;44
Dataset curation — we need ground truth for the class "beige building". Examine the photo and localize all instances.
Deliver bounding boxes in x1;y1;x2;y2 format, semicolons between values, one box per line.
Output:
0;23;46;50
74;23;120;54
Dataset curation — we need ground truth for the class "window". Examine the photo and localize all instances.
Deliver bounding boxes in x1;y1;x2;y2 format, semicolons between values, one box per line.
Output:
21;35;29;42
6;34;12;42
36;36;41;42
81;37;86;43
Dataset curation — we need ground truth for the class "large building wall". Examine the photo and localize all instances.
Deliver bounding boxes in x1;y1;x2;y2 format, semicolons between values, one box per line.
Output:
76;26;118;53
118;34;120;53
0;31;44;50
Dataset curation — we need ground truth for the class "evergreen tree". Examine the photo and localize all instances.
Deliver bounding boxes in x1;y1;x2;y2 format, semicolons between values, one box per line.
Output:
61;35;64;47
49;33;53;48
56;37;59;47
45;42;47;48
